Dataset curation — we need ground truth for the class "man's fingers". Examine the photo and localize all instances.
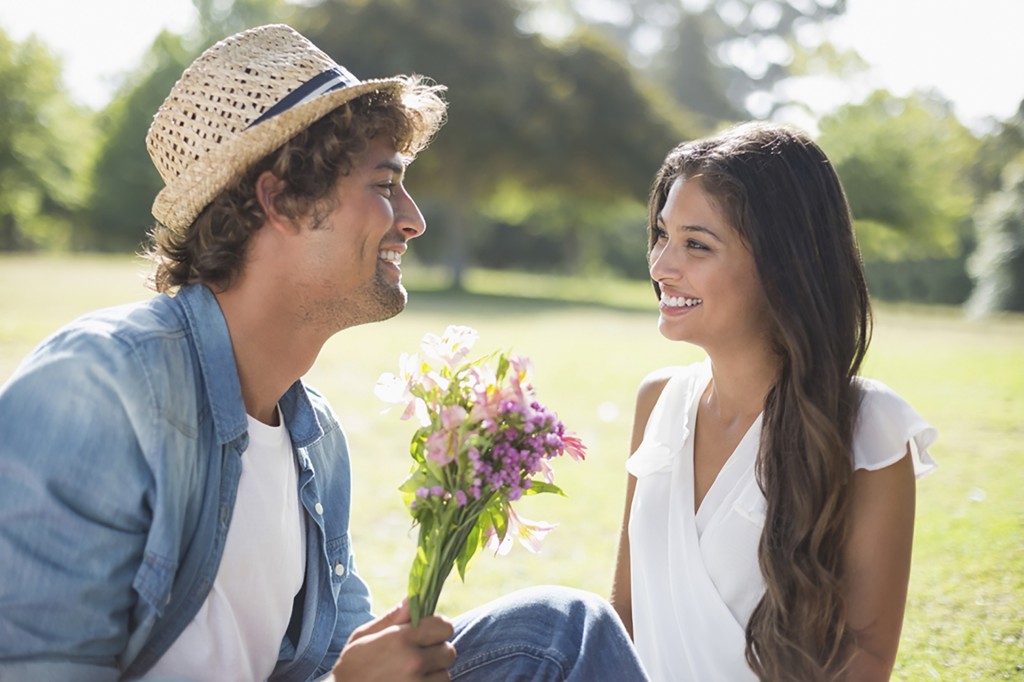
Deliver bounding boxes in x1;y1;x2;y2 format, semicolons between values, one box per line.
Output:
410;615;455;647
421;641;457;674
349;598;411;642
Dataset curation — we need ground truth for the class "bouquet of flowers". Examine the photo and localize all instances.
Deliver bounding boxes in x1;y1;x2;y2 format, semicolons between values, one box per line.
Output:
375;325;586;625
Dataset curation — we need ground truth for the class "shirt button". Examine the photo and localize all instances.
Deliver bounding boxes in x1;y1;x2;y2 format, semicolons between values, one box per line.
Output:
334;561;346;577
314;502;324;515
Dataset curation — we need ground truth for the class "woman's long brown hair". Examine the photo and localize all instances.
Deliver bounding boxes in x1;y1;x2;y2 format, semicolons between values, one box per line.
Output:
647;123;872;680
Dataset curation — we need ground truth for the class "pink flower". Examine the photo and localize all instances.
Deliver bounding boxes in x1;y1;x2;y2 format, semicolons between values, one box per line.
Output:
505;354;535;403
537;458;555;484
562;434;587;462
440;404;468;431
423;405;469;466
467;366;503;424
425;430;456;466
375;353;431;427
401;398;430;427
420;325;478;369
484;506;557;556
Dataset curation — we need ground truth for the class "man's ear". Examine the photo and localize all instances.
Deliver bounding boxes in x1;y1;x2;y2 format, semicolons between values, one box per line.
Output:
255;171;298;233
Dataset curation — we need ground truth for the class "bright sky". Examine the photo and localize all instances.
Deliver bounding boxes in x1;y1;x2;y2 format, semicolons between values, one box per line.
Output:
1;0;1022;130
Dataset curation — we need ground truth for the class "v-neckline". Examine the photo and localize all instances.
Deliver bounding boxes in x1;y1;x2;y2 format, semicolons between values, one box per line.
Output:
685;375;763;530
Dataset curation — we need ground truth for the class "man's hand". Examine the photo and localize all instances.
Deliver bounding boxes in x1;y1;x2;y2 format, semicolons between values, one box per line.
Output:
331;599;457;681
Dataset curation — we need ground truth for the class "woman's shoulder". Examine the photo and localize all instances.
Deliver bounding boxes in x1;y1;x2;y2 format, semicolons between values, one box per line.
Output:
853;377;923;426
637;361;710;398
631;361;708;435
851;376;938;478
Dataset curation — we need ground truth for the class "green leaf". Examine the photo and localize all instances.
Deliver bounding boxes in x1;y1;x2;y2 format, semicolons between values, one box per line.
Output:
399;469;428;493
522;480;566;497
456;515;486;580
488;505;508;544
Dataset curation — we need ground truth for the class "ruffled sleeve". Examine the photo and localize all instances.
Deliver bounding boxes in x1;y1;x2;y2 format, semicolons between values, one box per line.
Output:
852;377;937;479
626;361;711;478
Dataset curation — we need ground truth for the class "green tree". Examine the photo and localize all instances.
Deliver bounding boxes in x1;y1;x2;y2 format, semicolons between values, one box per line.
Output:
648;11;741;126
192;0;295;44
86;31;194;250
302;0;694;287
514;0;847;119
970;100;1024;200
817;90;980;261
85;0;288;250
966;154;1024;315
0;29;94;250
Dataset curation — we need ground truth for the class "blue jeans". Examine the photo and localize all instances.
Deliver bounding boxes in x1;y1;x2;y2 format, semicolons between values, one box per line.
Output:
450;586;649;681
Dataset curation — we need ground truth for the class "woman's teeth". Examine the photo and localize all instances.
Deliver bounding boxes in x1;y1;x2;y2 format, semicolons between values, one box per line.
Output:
662;294;702;307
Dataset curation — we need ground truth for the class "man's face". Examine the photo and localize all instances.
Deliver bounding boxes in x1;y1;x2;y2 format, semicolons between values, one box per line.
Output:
289;136;426;333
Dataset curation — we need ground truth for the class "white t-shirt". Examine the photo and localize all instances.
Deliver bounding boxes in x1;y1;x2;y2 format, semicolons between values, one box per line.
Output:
627;360;937;682
145;408;307;681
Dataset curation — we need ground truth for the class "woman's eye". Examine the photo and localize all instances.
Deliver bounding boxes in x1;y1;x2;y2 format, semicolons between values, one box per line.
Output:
687;239;709;251
652;226;668;240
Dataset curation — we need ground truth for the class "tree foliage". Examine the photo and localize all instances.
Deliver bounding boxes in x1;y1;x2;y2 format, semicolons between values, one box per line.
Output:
85;0;289;251
648;11;741;126
301;0;694;285
0;29;94;250
817;90;980;261
86;31;194;250
967;154;1024;315
514;0;847;119
970;100;1024;200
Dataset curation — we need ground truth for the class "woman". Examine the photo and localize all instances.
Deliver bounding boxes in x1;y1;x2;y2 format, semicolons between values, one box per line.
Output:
610;122;936;681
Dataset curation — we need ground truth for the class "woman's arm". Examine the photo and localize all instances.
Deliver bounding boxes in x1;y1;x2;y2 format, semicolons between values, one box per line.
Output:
610;373;671;639
842;447;916;680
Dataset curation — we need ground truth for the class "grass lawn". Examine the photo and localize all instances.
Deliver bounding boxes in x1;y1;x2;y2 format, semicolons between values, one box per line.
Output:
1;254;1021;679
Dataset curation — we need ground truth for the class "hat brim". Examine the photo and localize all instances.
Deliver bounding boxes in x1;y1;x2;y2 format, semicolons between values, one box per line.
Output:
151;77;405;232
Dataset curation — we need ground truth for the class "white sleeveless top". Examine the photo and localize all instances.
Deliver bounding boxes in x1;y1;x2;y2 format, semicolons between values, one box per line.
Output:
145;408;307;681
627;360;937;682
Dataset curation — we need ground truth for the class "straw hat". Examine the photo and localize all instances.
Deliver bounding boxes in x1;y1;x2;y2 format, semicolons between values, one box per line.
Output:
146;24;407;233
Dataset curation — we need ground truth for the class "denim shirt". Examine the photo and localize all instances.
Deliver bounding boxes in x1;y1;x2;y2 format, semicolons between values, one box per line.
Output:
0;284;374;681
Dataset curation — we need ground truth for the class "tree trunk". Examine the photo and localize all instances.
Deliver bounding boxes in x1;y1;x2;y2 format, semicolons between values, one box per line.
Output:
445;205;470;291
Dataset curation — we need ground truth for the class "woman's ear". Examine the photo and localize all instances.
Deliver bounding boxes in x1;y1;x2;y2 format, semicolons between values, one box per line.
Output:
255;171;298;234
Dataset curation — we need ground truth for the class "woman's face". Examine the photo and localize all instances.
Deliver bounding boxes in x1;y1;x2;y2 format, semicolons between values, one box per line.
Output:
649;176;774;353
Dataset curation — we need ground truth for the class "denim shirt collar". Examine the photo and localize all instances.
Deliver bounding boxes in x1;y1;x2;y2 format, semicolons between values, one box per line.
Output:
175;284;325;449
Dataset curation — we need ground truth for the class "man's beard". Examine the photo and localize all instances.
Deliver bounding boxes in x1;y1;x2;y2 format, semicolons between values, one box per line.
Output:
297;265;408;334
369;267;408;322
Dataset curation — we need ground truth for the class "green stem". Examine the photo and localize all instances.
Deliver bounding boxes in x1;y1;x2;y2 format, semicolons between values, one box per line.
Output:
411;500;491;624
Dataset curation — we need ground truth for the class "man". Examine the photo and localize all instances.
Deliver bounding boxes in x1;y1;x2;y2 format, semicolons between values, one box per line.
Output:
0;24;647;681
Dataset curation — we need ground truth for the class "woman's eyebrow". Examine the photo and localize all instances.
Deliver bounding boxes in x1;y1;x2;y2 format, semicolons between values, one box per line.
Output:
657;215;723;243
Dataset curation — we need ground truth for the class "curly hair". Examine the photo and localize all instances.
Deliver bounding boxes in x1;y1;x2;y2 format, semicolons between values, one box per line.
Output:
647;122;872;680
144;76;446;293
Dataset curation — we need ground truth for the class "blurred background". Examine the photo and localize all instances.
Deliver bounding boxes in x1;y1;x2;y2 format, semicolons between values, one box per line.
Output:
1;0;1023;315
2;3;1022;677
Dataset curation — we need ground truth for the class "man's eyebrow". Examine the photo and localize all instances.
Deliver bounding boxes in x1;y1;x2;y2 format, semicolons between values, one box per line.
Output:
656;215;723;243
376;159;406;175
